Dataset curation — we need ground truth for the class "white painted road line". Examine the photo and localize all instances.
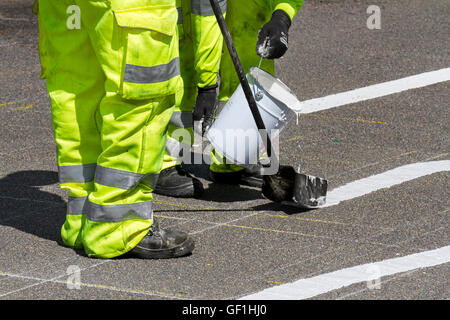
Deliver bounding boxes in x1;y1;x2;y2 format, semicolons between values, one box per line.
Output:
240;160;450;299
298;68;450;114
323;160;450;207
240;245;450;300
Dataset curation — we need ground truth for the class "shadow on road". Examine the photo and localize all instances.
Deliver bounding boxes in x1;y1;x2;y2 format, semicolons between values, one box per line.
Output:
201;182;265;202
0;170;66;245
251;202;311;215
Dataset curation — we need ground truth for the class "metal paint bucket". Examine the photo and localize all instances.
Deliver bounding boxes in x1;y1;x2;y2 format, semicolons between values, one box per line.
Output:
206;67;301;166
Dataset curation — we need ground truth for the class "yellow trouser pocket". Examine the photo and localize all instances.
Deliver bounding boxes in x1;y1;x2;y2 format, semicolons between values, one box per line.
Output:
113;5;181;100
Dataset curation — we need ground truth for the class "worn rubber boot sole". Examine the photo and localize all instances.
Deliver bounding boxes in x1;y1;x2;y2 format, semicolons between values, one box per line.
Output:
128;237;195;259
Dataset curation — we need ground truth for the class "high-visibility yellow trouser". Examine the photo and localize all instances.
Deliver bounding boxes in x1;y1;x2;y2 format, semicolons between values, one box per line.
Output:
210;0;275;174
162;0;226;171
161;0;196;171
37;0;181;258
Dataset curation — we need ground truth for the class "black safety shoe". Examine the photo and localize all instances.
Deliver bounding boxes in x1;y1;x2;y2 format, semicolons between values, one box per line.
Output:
209;169;263;188
127;220;195;259
154;165;204;198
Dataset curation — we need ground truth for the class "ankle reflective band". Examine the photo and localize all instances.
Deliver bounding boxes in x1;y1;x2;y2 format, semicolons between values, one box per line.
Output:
67;196;88;215
87;200;153;223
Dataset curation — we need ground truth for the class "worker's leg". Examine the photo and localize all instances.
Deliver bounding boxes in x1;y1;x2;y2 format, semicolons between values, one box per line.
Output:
155;0;205;198
38;0;185;258
73;0;183;258
210;0;274;179
162;90;196;171
162;0;196;171
36;0;103;249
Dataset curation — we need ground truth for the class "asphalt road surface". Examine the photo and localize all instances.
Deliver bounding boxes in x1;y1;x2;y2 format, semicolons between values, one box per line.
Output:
0;0;448;301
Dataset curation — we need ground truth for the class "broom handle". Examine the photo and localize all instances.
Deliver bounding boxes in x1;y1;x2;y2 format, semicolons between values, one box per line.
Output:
209;0;273;158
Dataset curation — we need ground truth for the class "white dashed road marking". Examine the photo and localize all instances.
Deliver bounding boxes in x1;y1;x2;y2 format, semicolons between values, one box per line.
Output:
297;68;450;114
241;245;450;300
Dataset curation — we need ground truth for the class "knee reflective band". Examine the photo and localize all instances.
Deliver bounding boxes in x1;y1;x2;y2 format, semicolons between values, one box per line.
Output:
190;0;226;16
94;166;159;191
58;164;97;183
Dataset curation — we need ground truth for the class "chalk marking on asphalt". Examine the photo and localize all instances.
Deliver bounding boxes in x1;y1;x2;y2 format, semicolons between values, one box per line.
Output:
0;260;110;298
0;145;53;156
0;256;74;284
265;214;350;226
155;215;354;241
2;123;53;131
156;212;350;227
278;152;360;166
156;215;388;244
323;160;450;207
154;200;217;211
189;212;261;235
222;224;313;237
0;195;64;206
302;113;388;125
0;102;17;107
240;245;450;300
0;269;189;299
298;68;450;114
0;13;30;22
52;280;190;299
13;105;34;111
50;280;190;299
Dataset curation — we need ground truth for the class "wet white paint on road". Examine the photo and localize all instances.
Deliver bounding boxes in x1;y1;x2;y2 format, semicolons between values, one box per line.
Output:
323;160;450;207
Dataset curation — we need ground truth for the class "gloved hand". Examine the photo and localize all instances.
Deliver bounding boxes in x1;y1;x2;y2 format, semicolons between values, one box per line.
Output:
256;10;292;59
193;84;218;135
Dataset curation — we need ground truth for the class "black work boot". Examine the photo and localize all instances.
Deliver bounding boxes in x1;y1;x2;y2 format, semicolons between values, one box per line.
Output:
127;220;195;259
154;165;204;198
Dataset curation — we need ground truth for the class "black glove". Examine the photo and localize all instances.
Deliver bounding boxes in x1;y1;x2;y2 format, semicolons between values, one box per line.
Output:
193;84;218;135
256;10;291;59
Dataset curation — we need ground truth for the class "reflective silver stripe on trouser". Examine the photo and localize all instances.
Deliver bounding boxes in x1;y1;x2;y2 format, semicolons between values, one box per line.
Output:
87;201;153;223
166;137;192;158
67;196;88;215
124;58;180;84
191;0;227;15
177;7;183;24
58;164;97;183
170;111;193;128
95;165;159;190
